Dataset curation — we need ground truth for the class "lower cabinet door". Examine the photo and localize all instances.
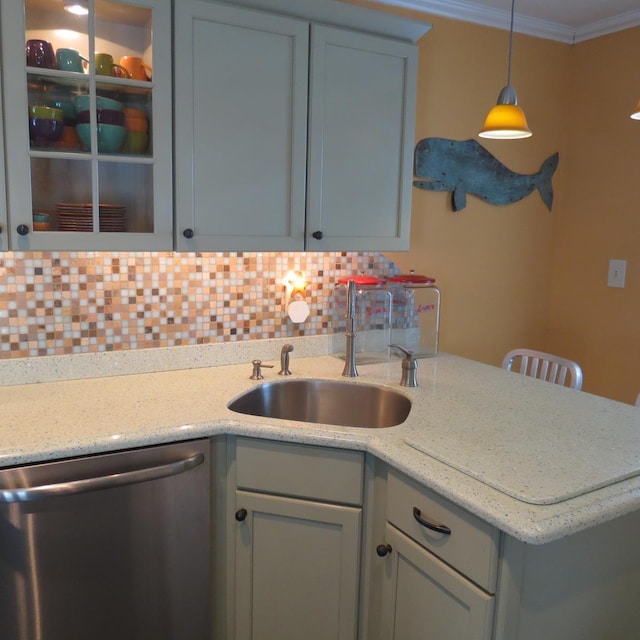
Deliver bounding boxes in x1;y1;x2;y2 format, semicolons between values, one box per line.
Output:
234;490;362;640
380;524;495;640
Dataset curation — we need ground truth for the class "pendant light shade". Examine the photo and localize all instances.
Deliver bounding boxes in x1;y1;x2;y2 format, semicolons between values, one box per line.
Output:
479;0;532;139
630;98;640;120
479;85;532;139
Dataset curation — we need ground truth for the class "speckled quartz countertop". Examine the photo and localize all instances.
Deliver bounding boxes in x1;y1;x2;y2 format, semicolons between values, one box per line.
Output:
1;335;639;545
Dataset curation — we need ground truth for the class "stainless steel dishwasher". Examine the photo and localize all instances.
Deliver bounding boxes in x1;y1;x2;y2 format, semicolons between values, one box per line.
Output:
0;438;211;640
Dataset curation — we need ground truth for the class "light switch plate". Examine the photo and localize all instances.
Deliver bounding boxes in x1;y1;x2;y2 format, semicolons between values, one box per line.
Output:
607;259;627;288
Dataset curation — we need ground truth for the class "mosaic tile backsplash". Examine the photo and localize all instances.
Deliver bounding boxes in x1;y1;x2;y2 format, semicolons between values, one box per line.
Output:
0;251;400;358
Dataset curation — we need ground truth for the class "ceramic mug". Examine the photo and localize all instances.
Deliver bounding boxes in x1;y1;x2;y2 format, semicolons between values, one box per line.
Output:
56;48;89;73
119;56;152;81
95;52;130;78
26;39;56;69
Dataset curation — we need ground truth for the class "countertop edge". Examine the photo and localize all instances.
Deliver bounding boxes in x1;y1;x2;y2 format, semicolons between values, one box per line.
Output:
1;342;638;546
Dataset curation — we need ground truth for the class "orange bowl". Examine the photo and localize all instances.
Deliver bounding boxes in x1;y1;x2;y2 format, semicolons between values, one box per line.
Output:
54;125;83;150
123;106;146;118
124;115;148;133
123;107;148;132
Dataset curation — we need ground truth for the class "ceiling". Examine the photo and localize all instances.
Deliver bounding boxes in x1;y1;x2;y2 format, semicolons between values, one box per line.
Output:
369;0;640;42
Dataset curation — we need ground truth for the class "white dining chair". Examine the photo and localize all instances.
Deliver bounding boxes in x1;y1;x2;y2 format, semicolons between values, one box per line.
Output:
502;348;583;390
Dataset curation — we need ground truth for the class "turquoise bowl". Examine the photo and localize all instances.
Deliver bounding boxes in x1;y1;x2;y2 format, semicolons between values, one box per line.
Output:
74;94;123;113
76;123;126;153
45;99;76;124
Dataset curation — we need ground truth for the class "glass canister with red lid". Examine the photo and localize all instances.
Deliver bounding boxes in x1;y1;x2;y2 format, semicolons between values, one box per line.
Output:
331;274;393;364
389;271;440;358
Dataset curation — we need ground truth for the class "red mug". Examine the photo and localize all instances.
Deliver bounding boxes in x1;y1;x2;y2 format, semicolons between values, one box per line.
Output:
26;39;56;69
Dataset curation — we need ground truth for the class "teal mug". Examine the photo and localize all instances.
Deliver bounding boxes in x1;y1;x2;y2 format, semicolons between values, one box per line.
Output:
56;48;89;73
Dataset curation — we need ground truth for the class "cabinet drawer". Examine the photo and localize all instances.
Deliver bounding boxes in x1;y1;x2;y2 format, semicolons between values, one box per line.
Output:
386;469;500;592
235;437;364;505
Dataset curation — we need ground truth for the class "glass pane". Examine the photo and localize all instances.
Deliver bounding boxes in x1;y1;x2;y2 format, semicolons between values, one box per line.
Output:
98;162;154;233
24;0;158;240
91;82;152;156
95;1;153;81
28;74;89;151
25;0;90;71
26;0;90;153
30;158;93;232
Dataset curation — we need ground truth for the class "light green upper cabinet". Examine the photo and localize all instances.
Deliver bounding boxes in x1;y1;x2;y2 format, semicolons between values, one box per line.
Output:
174;0;425;252
174;0;309;251
0;61;7;251
306;26;416;251
0;0;173;251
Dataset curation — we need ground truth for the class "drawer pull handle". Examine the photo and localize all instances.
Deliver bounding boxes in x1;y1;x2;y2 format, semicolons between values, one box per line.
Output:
376;544;392;557
413;507;451;535
235;508;248;522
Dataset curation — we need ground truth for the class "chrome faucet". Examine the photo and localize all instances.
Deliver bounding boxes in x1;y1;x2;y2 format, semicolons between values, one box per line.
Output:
389;344;418;387
342;279;359;377
279;343;294;375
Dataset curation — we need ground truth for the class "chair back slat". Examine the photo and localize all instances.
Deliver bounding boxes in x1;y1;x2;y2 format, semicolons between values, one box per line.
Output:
502;348;583;390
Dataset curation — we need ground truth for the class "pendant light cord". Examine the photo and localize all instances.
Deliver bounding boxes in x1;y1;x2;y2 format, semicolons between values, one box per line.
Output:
506;0;515;86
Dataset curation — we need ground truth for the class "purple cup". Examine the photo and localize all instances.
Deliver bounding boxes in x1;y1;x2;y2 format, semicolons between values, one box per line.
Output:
29;117;64;147
76;108;126;126
26;39;56;69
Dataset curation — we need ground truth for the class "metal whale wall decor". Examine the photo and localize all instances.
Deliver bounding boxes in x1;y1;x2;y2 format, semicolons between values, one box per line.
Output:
413;137;559;212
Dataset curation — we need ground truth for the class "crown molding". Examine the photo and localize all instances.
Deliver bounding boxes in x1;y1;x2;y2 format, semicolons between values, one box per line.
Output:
573;9;640;43
365;0;640;43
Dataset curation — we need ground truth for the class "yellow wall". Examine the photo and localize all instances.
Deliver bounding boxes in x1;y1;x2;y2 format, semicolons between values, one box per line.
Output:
547;27;640;403
350;2;640;403
386;12;571;364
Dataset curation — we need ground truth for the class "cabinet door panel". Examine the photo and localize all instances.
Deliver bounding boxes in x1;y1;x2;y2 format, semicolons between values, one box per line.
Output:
175;0;308;251
234;490;361;640
307;26;416;251
380;524;494;640
0;60;7;250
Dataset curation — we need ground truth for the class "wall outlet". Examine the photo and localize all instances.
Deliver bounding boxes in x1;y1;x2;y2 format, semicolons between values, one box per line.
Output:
607;259;627;288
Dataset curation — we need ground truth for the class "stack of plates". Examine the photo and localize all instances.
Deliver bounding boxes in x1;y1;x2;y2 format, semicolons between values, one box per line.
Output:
56;203;127;232
98;204;127;232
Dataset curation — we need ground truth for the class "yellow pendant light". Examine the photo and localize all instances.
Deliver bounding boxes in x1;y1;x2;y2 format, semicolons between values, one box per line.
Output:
479;0;532;139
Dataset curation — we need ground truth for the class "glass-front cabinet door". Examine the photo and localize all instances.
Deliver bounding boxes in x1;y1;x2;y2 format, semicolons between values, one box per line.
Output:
1;0;172;250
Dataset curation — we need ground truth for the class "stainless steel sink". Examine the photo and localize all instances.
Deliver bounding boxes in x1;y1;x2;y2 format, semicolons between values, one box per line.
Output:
228;379;411;428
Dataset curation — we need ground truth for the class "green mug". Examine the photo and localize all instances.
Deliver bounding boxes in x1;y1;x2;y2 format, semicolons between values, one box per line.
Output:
95;52;130;78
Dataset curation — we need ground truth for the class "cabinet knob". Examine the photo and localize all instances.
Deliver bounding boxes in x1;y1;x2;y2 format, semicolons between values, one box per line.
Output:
183;228;195;239
17;224;30;236
376;543;392;557
311;230;324;240
235;508;248;522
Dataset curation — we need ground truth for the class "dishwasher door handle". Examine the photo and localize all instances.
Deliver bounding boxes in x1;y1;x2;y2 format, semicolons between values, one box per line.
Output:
0;451;205;503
